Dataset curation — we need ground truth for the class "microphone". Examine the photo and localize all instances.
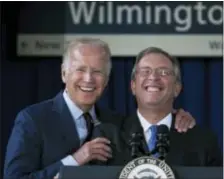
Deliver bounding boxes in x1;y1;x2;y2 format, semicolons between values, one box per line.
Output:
129;131;145;159
129;133;142;158
155;124;170;160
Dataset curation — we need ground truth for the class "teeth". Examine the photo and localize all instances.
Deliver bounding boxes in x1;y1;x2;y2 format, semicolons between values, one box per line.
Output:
146;87;160;92
80;87;94;92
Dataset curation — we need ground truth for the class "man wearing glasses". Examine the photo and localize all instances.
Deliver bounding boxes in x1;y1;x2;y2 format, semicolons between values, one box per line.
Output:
120;47;222;166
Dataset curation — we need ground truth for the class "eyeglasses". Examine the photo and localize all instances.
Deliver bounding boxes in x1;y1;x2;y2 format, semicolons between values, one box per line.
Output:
136;67;174;77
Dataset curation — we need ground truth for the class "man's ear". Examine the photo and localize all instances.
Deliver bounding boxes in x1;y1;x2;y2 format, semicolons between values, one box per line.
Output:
131;79;136;96
61;64;66;83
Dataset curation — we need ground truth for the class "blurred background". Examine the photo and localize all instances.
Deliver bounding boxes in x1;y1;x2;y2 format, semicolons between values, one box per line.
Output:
1;1;223;175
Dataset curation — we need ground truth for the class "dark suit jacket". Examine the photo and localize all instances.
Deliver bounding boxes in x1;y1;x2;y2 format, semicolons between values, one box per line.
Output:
4;92;125;179
120;113;223;167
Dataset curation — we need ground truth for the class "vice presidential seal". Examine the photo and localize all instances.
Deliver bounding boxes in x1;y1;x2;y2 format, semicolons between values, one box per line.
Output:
119;156;175;179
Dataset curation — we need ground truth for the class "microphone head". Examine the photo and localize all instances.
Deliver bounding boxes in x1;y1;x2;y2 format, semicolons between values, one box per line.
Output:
157;124;169;134
130;132;143;139
156;124;170;144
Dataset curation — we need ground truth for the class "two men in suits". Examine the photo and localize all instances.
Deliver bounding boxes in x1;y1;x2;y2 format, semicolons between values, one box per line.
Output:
120;47;222;166
4;38;196;179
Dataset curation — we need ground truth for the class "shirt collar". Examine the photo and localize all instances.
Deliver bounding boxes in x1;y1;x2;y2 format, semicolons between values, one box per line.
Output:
137;109;172;133
63;90;96;120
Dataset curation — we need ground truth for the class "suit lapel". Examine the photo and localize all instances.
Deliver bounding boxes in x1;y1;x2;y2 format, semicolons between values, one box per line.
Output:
94;106;104;122
91;107;115;138
52;92;80;153
169;113;181;152
94;106;114;123
165;113;184;164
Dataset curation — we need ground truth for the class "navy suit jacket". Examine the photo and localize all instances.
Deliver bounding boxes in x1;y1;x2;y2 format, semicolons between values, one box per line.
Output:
120;113;223;166
4;92;125;179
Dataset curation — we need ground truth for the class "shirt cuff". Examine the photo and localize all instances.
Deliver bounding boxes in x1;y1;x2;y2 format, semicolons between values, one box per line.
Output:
61;155;79;166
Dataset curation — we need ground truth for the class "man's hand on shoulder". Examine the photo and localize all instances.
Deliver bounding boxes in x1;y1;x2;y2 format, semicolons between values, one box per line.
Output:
173;108;196;132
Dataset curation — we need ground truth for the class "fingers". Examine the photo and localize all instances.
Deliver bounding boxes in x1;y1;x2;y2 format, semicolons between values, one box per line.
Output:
91;154;108;161
186;112;196;128
172;108;177;114
174;108;184;131
54;173;59;179
91;137;111;145
91;147;112;158
174;109;196;133
176;116;189;132
91;142;112;153
73;137;112;165
89;138;112;158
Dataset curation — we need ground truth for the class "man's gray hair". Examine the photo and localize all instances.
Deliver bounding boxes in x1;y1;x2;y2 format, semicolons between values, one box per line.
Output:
62;38;112;76
131;47;182;83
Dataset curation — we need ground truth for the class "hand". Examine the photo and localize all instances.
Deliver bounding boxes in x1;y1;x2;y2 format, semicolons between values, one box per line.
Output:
54;173;59;179
173;108;196;132
72;137;112;165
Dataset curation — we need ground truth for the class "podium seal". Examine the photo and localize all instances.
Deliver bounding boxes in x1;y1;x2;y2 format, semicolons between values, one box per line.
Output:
119;156;175;179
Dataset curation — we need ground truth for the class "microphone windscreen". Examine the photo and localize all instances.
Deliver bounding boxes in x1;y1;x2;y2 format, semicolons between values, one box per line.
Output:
157;124;169;134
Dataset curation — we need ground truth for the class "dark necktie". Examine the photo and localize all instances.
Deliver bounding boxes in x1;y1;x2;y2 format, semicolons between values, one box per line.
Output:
83;112;94;142
70;112;94;154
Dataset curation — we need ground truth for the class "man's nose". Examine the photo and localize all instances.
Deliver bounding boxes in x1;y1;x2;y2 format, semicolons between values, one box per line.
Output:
148;70;160;80
83;71;93;82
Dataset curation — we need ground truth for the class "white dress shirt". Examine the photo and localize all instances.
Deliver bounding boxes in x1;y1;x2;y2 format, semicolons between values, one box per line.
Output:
137;109;172;143
61;90;97;166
